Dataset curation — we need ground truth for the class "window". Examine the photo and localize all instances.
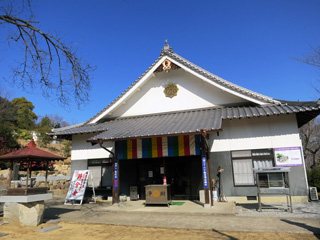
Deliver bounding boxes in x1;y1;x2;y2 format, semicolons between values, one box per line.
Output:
232;149;274;186
87;159;112;188
232;159;254;185
257;172;287;188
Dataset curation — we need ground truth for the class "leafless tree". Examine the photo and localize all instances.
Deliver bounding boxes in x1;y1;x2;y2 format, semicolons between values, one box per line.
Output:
300;119;320;169
302;46;320;94
0;1;92;106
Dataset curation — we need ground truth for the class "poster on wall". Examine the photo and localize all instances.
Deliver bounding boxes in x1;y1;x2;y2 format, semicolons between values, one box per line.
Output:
65;170;90;205
274;147;303;166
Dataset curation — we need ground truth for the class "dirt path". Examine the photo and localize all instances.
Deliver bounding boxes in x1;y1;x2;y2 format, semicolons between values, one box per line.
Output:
0;222;319;240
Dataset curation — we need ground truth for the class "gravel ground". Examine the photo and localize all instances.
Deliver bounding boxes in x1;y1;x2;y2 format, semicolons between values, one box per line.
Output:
236;201;320;218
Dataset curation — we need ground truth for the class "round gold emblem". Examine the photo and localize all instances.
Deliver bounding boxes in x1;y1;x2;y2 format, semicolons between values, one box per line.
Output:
164;83;179;98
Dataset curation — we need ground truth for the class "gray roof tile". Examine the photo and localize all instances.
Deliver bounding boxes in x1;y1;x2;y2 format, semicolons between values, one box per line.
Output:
52;103;320;141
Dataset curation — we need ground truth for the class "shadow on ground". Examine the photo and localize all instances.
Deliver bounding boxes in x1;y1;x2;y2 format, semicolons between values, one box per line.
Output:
237;203;291;211
212;228;238;240
236;203;258;210
44;207;79;220
281;219;320;238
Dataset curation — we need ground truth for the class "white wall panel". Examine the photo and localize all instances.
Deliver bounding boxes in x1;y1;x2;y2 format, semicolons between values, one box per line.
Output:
210;114;302;152
71;134;114;160
111;69;247;117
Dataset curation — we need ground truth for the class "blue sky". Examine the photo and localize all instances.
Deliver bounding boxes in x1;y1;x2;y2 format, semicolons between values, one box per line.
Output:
1;0;320;124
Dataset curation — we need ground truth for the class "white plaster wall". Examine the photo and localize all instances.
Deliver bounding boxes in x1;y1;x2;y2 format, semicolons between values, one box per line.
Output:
71;134;114;160
210;114;303;152
111;69;247;117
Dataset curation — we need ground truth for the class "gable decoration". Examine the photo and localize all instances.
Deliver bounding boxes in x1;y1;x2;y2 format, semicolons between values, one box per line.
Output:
163;82;179;98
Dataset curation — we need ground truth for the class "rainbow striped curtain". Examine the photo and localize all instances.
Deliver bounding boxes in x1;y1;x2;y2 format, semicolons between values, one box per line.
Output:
115;135;201;160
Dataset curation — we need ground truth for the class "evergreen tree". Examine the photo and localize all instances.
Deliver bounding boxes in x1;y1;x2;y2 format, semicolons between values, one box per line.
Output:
11;97;37;130
0;97;19;149
37;116;54;147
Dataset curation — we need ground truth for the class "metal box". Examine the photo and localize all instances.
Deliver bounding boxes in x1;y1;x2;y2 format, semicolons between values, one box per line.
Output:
130;186;139;201
309;187;319;201
145;184;171;206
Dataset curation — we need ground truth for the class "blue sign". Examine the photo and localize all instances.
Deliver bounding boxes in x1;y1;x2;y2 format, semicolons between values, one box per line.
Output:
201;155;209;189
114;162;119;188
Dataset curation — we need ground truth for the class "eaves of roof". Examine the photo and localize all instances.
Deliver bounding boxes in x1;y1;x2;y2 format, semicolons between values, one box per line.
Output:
52;103;320;140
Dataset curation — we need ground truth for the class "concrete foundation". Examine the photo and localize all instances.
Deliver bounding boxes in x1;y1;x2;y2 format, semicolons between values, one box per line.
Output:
0;193;52;203
3;201;45;226
227;195;308;204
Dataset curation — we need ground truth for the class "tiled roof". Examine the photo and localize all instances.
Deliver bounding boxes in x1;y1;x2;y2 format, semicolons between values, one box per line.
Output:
86;45;279;124
0;140;64;161
88;107;222;141
52;103;320;140
51;122;108;135
221;104;320;119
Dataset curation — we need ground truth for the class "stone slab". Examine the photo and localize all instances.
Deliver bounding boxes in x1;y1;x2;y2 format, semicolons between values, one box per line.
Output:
0;233;8;237
45;219;61;224
3;203;19;224
0;193;52;203
19;202;45;226
3;201;45;226
38;225;62;232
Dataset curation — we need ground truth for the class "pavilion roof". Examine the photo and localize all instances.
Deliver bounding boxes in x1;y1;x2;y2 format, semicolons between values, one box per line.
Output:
0;140;64;161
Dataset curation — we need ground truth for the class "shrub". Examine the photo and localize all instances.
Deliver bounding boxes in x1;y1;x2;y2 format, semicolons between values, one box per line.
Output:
307;166;320;190
61;140;71;158
17;129;32;140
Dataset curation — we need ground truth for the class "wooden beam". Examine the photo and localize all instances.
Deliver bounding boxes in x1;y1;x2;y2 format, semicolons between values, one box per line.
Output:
26;159;30;189
7;160;13;188
45;160;49;189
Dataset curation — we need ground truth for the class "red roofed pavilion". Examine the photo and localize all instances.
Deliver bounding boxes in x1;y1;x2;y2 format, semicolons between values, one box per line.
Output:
0;140;64;194
0;140;64;161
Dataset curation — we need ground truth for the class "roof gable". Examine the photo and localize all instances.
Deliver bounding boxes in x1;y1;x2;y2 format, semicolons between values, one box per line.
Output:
89;44;279;124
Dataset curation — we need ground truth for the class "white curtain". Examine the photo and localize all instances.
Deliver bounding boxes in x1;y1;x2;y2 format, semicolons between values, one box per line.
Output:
233;159;254;185
253;160;273;169
88;166;101;188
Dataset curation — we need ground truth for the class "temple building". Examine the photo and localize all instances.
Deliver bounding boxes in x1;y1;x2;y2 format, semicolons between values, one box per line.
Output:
53;43;320;204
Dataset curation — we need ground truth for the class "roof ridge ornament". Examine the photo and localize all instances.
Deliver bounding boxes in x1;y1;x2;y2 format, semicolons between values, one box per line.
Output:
161;40;173;55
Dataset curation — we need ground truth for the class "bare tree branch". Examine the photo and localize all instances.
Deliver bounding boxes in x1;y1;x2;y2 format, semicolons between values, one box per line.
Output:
0;13;92;106
301;46;320;94
300;119;320;168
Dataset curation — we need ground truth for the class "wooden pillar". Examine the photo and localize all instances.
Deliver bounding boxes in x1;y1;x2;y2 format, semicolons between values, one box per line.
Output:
7;160;13;188
26;160;30;189
112;158;120;204
45;160;49;189
201;130;211;206
98;140;119;204
206;155;213;206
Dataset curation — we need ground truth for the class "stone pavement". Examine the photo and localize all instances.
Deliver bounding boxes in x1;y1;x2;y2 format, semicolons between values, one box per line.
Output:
43;200;320;235
99;200;237;214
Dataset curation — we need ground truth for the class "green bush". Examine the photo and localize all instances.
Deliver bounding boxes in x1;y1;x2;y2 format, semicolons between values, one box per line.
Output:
61;140;71;157
17;129;32;140
307;166;320;190
48;146;58;152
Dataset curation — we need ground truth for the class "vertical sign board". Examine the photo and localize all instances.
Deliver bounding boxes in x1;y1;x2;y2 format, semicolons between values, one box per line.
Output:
201;155;209;189
274;147;303;166
65;170;90;205
113;162;119;189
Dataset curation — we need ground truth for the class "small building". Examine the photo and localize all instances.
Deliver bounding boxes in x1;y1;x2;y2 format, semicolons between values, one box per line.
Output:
53;43;320;204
